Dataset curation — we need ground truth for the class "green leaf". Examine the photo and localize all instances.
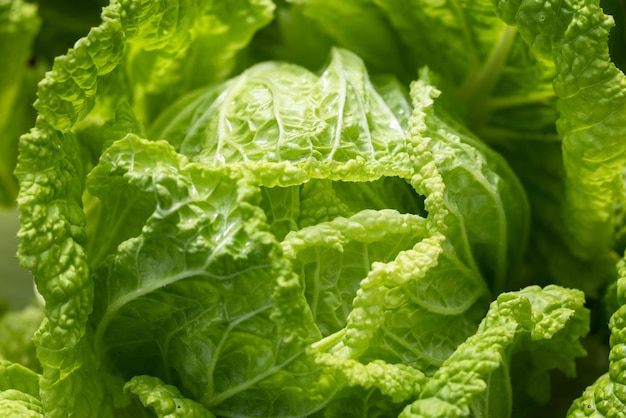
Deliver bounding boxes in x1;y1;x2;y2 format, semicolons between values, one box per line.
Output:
0;390;43;418
0;360;40;398
89;135;327;417
0;358;42;417
86;47;517;416
82;103;150;269
125;375;215;418
402;285;589;418
374;0;507;87
283;208;428;336
124;0;275;122
494;0;626;266
415;70;530;292
13;0;595;414
567;254;626;417
33;0;274;132
16;120;111;418
150;48;410;165
14;2;282;415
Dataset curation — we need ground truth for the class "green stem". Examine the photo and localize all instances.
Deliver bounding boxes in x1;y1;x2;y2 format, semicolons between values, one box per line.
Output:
460;25;518;128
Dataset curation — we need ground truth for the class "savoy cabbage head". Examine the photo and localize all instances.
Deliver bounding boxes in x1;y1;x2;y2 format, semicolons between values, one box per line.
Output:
1;0;626;417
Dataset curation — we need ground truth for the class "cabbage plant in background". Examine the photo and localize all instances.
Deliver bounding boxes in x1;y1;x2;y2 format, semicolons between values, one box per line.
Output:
0;0;38;208
0;0;626;417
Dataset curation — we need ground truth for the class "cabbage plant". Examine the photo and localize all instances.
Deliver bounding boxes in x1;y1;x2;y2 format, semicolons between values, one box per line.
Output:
1;0;626;417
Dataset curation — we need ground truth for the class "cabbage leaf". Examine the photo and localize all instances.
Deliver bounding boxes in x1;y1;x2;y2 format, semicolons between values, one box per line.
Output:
2;0;624;416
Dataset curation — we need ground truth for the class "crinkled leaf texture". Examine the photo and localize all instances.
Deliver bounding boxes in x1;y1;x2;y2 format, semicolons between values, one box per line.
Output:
88;50;451;415
10;0;591;416
268;0;615;298
86;48;560;417
0;360;43;417
15;0;276;416
567;253;626;417
493;0;626;283
402;285;589;418
125;375;215;417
